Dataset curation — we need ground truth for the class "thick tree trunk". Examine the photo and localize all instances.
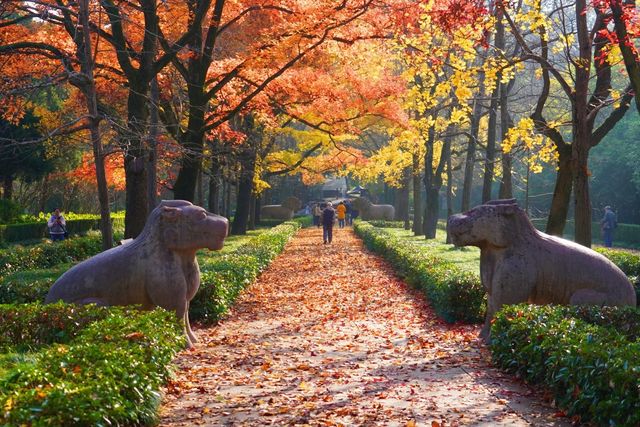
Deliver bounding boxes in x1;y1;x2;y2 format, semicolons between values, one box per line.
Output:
546;145;573;236
231;150;256;235
248;192;256;230
412;154;422;235
573;130;592;246
123;85;150;238
173;90;206;201
424;188;439;239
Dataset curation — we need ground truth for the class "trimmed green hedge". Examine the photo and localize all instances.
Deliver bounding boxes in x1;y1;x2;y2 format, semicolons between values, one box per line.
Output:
0;303;183;426
596;247;640;277
354;221;485;323
491;304;640;426
530;219;640;247
0;216;124;245
191;221;301;324
0;222;301;315
0;234;110;276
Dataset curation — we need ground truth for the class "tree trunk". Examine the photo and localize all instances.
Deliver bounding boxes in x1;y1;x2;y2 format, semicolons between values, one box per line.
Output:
123;84;150;238
231;150;256;235
446;155;453;244
79;0;113;249
255;195;262;225
248;192;256;230
461;95;483;211
573;129;592;246
482;84;500;203
2;176;13;200
396;168;410;222
147;77;159;212
412;154;422;235
208;171;220;214
546;144;573;236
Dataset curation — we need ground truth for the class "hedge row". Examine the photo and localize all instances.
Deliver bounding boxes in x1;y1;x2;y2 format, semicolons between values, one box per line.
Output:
0;217;125;245
530;218;640;247
491;304;640;426
0;221;300;310
354;221;485;323
0;303;183;426
191;220;301;323
0;234;110;276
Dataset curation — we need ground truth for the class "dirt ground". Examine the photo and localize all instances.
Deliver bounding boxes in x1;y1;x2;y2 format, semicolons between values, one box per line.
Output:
159;227;569;426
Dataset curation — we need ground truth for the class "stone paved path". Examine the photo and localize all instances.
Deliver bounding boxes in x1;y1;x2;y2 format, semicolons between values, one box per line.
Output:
159;227;568;426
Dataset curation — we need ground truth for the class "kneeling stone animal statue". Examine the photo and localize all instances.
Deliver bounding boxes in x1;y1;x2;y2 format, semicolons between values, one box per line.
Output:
45;200;229;348
447;199;636;341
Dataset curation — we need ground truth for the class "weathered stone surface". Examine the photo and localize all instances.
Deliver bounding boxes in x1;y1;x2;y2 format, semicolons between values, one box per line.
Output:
351;197;395;221
447;199;636;341
45;200;228;347
260;196;301;220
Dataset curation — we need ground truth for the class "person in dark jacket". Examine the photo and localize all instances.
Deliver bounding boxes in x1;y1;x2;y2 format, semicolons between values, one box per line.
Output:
322;202;336;244
600;205;617;248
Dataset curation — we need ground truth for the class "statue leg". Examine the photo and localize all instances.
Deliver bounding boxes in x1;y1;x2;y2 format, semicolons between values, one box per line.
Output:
184;301;198;344
175;301;194;349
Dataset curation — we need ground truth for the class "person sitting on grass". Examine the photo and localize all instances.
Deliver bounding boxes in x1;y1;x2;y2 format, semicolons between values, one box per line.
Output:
47;208;67;242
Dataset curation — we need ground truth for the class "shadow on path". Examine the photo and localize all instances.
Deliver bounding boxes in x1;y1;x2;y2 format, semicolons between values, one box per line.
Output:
159;227;569;426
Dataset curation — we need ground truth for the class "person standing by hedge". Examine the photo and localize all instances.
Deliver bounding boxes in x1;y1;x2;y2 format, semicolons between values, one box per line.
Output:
47;208;66;241
322;202;336;244
313;203;322;228
600;206;617;248
336;201;347;229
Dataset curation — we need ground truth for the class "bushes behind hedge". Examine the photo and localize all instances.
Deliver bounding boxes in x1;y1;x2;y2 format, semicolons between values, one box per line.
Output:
354;221;485;323
0;233;112;276
491;304;640;426
190;221;300;324
0;303;183;426
0;216;125;245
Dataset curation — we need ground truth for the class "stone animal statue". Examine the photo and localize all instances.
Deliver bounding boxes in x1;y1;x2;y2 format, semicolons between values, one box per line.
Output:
447;199;636;341
45;200;229;348
260;196;302;220
351;197;395;221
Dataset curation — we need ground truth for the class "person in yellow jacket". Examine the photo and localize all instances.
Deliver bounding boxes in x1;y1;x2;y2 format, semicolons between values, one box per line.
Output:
336;201;347;228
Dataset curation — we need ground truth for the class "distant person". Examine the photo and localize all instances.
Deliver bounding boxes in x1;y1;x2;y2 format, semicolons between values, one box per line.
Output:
322;202;336;244
345;200;352;225
600;205;617;248
47;208;67;241
313;204;322;228
336;201;347;228
351;205;359;223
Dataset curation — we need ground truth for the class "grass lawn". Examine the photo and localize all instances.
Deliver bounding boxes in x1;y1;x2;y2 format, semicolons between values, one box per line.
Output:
381;227;481;274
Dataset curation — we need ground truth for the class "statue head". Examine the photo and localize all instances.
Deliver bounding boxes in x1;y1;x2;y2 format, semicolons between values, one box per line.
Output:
447;199;527;248
351;197;372;211
150;200;228;251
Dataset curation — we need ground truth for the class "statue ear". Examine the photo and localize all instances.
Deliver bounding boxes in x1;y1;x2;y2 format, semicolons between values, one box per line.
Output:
162;206;181;222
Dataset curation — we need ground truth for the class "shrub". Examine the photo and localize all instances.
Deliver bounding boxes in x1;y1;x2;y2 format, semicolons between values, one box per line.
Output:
0;233;108;275
0;265;66;304
595;247;640;277
0;214;125;244
0;200;23;224
0;303;183;426
190;221;300;324
354;221;485;323
491;304;640;426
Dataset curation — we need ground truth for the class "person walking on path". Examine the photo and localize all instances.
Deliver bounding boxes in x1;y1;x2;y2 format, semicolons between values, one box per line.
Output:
322;202;335;244
600;205;617;248
47;208;67;241
313;204;322;228
336;201;347;229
